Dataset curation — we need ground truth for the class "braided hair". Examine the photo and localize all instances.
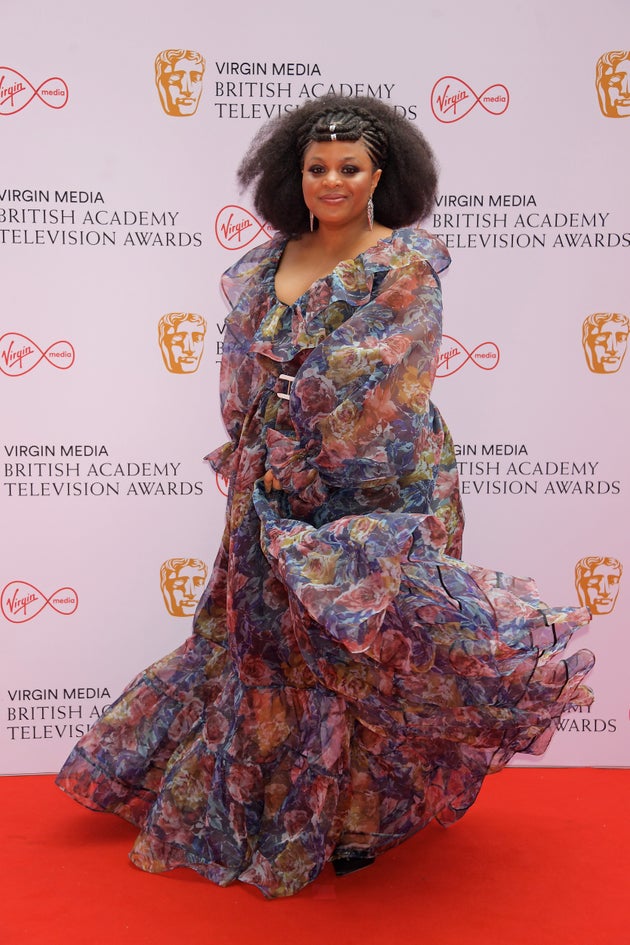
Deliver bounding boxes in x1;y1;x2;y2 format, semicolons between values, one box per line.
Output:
296;103;389;169
237;95;438;237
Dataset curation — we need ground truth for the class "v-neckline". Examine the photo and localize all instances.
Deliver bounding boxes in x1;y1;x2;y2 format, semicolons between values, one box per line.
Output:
272;233;395;307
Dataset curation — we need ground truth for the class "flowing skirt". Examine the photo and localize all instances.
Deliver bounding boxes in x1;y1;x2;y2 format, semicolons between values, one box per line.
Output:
56;490;593;898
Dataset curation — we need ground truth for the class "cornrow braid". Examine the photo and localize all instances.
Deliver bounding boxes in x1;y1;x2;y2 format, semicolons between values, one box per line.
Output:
297;106;389;168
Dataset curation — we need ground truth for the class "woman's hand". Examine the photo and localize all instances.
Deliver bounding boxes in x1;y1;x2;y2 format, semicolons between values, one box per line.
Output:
263;467;318;493
263;469;282;493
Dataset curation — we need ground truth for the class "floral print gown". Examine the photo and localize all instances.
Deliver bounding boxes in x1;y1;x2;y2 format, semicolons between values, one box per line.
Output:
56;226;594;898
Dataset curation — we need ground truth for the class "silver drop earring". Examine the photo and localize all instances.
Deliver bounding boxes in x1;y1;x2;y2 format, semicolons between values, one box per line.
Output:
367;196;374;231
309;210;315;232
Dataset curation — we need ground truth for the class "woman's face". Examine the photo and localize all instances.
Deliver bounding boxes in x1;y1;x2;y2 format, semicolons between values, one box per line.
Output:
301;138;381;231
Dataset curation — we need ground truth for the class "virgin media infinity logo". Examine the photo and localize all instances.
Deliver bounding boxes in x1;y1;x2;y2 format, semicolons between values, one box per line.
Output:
215;472;229;496
215;205;274;250
436;335;500;377
1;581;79;623
431;76;509;123
0;66;69;116
0;332;75;376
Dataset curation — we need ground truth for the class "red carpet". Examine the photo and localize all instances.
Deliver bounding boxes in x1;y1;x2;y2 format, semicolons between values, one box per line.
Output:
2;769;626;945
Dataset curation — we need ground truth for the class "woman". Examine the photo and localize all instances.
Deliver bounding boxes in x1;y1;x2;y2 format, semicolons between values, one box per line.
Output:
56;96;594;899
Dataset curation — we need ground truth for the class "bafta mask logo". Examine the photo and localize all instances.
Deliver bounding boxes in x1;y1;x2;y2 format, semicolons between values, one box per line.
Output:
582;313;629;374
575;556;623;615
160;558;208;616
155;49;205;116
596;51;630;117
158;312;207;373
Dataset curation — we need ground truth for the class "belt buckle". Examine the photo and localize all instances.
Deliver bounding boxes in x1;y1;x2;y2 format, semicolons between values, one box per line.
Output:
277;373;295;400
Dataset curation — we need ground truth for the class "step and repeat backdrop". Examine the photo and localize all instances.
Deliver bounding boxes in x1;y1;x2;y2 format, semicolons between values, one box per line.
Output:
1;0;628;773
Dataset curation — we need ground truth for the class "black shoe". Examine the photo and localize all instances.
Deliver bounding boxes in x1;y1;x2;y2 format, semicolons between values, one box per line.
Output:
331;853;376;877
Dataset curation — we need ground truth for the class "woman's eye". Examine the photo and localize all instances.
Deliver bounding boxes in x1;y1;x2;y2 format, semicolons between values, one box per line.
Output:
308;165;325;174
342;166;359;174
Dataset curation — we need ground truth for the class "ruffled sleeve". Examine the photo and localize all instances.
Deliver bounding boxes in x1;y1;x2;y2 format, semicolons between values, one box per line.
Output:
205;238;286;477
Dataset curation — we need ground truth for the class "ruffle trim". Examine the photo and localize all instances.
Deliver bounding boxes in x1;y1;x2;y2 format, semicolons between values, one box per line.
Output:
254;486;594;755
221;226;450;363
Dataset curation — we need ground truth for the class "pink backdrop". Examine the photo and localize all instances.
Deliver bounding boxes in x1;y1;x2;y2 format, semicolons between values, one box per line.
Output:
1;0;628;772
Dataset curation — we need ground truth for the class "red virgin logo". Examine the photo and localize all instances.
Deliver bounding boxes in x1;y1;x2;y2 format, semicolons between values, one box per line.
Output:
215;205;274;250
215;472;229;496
0;332;75;376
1;581;79;623
0;66;69;116
431;76;509;123
436;335;500;377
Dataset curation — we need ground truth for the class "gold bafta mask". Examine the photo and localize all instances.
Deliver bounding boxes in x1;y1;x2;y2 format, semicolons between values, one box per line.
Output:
155;49;205;116
158;312;207;373
575;556;622;615
582;313;629;373
595;51;630;117
160;558;208;616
